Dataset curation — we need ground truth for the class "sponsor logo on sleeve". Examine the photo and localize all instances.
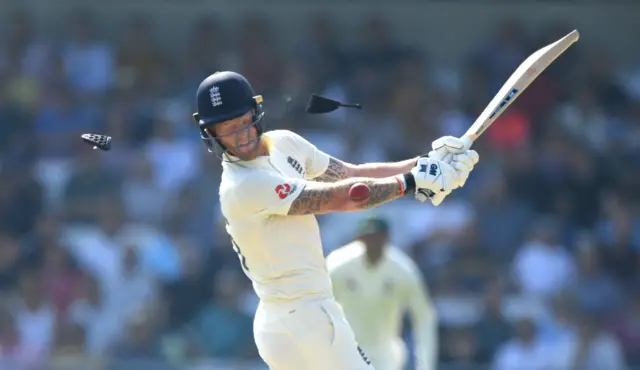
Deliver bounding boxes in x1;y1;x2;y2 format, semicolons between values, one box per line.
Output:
275;183;297;199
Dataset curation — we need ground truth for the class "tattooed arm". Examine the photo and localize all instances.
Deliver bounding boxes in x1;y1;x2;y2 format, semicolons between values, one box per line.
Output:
314;157;420;183
288;176;404;216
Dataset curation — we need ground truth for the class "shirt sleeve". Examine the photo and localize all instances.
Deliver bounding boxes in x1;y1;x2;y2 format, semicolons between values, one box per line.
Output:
226;170;307;217
287;131;331;179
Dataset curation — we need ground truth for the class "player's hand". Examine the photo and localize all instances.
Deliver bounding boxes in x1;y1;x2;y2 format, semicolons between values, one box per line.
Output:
433;149;479;187
426;149;479;205
415;136;479;205
430;136;467;160
410;157;461;203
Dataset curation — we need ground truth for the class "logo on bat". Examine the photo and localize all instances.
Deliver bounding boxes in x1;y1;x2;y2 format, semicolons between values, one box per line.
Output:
489;88;519;119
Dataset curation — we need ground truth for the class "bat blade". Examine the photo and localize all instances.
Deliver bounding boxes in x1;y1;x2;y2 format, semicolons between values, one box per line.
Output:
462;29;580;146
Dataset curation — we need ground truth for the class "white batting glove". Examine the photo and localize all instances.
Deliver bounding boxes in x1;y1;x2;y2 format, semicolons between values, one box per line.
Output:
416;136;479;206
410;157;461;204
416;187;452;206
432;149;479;187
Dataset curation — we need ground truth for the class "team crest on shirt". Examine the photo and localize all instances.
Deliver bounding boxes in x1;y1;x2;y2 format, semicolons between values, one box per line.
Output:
275;183;297;199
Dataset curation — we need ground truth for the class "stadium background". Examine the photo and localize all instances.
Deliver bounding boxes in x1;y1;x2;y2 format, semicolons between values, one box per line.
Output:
1;0;639;369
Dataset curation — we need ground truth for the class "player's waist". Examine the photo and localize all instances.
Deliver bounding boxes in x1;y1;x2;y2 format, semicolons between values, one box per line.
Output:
258;292;335;308
253;276;333;303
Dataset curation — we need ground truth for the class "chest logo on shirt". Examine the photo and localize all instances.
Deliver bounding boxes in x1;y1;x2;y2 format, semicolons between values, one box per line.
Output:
275;183;297;199
287;156;305;176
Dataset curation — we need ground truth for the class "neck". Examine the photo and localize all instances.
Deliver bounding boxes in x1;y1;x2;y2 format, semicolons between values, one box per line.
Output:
256;142;270;157
365;252;383;267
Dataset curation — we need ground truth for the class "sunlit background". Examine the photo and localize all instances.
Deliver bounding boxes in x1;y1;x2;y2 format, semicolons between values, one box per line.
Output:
0;1;639;369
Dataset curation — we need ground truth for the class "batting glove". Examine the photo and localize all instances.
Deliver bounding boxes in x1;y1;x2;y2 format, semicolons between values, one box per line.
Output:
415;136;479;205
408;157;461;203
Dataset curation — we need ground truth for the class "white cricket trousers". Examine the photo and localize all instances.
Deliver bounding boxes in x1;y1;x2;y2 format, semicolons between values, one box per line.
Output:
254;297;375;370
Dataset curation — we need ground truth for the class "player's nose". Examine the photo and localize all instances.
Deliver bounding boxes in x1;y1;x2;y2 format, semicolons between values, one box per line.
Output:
235;126;251;145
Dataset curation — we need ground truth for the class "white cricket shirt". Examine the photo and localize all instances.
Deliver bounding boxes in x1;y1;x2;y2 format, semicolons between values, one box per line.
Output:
327;240;437;370
219;130;332;302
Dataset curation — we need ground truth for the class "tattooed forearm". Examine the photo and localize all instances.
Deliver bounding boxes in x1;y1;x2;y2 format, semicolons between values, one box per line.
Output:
314;158;350;182
287;177;404;216
355;180;403;210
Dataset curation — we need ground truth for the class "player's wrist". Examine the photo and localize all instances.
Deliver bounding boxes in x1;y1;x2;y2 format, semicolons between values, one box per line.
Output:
402;173;416;194
394;175;406;196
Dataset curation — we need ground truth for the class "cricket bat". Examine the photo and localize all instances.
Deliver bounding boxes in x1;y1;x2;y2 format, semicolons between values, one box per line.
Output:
421;30;580;201
458;29;580;150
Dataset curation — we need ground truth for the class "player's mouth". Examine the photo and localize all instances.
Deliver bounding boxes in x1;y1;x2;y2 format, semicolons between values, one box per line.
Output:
234;139;260;153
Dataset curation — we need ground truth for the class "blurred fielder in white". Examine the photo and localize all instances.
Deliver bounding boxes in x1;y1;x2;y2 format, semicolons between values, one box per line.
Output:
327;217;437;370
192;71;478;370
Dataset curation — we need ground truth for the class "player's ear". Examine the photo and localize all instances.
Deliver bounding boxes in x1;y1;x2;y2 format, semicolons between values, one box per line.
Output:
192;113;200;123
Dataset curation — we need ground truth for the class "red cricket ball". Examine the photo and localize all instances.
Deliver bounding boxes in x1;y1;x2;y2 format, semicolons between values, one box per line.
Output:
349;183;370;202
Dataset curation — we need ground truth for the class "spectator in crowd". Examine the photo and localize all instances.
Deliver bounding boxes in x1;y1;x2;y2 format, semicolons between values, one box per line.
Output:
41;241;81;317
441;326;480;370
121;154;170;225
549;315;626;370
474;283;513;362
0;303;45;369
536;298;577;351
511;218;576;299
61;9;114;96
68;272;122;355
186;268;255;359
0;235;23;291
109;308;166;362
568;239;623;315
609;294;640;364
493;318;550;370
50;323;106;370
473;171;534;258
11;267;56;356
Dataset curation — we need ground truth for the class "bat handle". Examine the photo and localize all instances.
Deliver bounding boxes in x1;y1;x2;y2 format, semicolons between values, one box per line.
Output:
460;135;474;151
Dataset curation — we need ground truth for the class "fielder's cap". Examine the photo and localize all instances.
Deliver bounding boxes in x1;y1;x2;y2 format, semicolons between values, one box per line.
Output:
305;94;361;114
356;216;390;236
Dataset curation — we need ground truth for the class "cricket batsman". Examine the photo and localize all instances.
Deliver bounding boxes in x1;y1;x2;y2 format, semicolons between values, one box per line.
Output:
192;71;478;370
327;217;437;370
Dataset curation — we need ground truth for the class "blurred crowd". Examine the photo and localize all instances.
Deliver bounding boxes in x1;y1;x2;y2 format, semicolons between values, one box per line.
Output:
0;6;639;370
